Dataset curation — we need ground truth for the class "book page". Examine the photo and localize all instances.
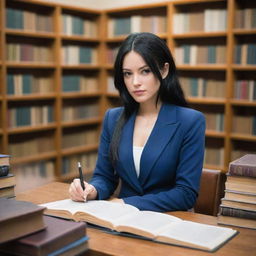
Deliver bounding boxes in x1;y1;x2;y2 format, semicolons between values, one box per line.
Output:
41;199;139;227
114;211;182;239
156;220;237;251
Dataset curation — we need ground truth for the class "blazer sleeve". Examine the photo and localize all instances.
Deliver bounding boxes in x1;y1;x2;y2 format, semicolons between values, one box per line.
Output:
123;111;206;212
89;109;120;199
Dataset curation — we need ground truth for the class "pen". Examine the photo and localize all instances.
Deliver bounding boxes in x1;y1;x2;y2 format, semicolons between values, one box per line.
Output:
78;162;85;190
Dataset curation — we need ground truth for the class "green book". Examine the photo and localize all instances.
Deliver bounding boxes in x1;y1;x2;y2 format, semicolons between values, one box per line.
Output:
79;46;92;64
47;106;54;123
114;17;131;36
208;46;216;64
62;75;80;92
13;9;24;29
22;74;32;94
7;74;14;95
183;45;190;64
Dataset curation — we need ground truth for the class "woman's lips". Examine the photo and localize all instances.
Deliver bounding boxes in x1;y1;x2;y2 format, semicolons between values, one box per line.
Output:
133;90;145;96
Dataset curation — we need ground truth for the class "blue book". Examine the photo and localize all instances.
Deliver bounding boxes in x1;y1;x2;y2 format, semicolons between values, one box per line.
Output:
7;74;14;95
47;106;54;123
22;74;32;94
72;16;84;35
6;8;14;29
114;17;131;35
234;45;241;64
183;45;190;64
13;9;24;29
190;78;198;96
253;116;256;136
208;46;216;64
80;46;92;64
16;106;31;126
62;75;80;91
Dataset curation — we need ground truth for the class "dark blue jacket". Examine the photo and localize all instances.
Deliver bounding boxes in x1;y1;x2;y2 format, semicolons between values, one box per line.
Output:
90;103;205;212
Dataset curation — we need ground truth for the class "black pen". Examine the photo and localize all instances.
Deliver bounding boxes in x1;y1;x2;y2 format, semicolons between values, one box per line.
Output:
78;162;85;190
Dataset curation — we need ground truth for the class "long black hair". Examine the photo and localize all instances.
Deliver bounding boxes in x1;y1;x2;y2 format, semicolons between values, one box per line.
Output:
110;32;188;164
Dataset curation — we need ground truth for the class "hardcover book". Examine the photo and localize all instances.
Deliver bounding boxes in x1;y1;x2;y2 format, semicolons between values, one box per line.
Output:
41;199;237;252
0;198;46;244
228;154;256;177
0;174;15;189
0;216;88;256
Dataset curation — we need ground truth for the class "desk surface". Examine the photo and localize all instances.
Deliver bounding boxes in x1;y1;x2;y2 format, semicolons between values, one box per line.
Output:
16;182;256;256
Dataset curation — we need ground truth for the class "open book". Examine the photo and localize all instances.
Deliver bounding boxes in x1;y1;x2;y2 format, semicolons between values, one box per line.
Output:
41;199;237;252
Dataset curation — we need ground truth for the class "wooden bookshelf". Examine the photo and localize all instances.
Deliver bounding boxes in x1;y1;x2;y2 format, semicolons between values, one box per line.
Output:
103;0;256;172
0;0;255;189
0;0;103;190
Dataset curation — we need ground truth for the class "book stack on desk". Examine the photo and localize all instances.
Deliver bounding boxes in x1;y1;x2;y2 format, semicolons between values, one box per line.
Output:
0;154;16;199
0;198;89;256
218;154;256;229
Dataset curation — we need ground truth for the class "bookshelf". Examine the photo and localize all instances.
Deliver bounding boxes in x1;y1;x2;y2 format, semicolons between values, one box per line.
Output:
103;0;256;172
1;0;103;191
0;0;255;190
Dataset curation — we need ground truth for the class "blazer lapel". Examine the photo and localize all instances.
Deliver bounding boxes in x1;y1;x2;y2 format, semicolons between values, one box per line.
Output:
118;112;143;193
139;104;179;185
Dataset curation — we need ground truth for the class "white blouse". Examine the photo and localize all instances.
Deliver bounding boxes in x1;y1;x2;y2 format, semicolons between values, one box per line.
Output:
133;146;144;177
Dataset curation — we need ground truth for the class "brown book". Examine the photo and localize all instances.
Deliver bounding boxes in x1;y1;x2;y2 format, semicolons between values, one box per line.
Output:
0;198;46;244
0;216;88;256
224;190;256;204
41;199;237;252
228;154;256;178
221;198;256;211
0;174;16;189
0;186;15;198
0;154;10;166
218;214;256;229
225;180;256;194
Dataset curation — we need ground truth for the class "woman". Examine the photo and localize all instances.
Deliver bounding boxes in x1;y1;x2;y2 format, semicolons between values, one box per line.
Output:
69;32;205;212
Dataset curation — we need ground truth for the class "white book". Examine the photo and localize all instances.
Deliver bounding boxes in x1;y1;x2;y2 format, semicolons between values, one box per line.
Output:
41;199;237;252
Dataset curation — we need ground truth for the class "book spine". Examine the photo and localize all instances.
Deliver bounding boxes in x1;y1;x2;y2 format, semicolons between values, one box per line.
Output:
220;206;256;220
228;164;256;178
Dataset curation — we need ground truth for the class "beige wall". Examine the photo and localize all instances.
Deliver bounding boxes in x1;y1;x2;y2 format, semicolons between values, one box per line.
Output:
37;0;171;9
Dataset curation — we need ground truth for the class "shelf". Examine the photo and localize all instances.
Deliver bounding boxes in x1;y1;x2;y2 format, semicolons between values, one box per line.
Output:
188;98;226;104
61;35;100;42
230;100;256;107
7;94;56;101
61;64;101;70
173;31;227;39
231;133;256;142
205;130;226;138
232;65;256;71
61;92;101;98
61;143;99;156
177;64;227;70
233;29;256;35
8;123;57;134
6;62;56;68
5;29;55;39
61;117;102;128
11;151;57;165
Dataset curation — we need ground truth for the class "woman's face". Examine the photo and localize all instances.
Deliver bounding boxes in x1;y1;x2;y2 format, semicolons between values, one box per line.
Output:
122;51;161;105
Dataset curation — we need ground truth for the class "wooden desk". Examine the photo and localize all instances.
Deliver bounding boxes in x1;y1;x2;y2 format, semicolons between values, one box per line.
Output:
16;182;256;256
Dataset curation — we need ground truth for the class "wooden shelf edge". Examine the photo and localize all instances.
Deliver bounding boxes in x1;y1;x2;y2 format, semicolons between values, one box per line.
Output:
61;144;98;156
8;123;57;134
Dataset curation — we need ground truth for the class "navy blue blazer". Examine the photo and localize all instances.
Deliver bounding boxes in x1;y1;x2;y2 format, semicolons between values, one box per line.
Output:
90;103;205;212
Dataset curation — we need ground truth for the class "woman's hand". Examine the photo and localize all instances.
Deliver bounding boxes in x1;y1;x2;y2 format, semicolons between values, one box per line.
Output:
69;178;97;202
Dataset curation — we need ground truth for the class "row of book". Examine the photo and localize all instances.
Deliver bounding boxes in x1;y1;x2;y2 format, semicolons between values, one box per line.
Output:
7;74;53;95
180;77;225;98
173;9;227;34
6;8;53;32
62;128;98;149
218;154;256;230
205;113;224;132
62;151;97;175
62;14;97;37
175;45;226;65
234;44;256;65
204;147;224;167
235;8;256;29
0;198;89;255
7;43;52;62
232;115;256;136
108;15;167;37
62;103;99;122
13;160;55;194
61;45;97;65
62;75;98;92
234;80;256;101
9;135;54;158
8;106;54;128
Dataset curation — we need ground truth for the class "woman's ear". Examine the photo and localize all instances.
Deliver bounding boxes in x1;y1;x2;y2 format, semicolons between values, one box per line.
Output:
161;62;169;79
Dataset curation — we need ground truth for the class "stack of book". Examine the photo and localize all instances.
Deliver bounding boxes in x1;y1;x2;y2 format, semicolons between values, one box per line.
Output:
218;154;256;229
0;198;89;255
0;154;15;199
